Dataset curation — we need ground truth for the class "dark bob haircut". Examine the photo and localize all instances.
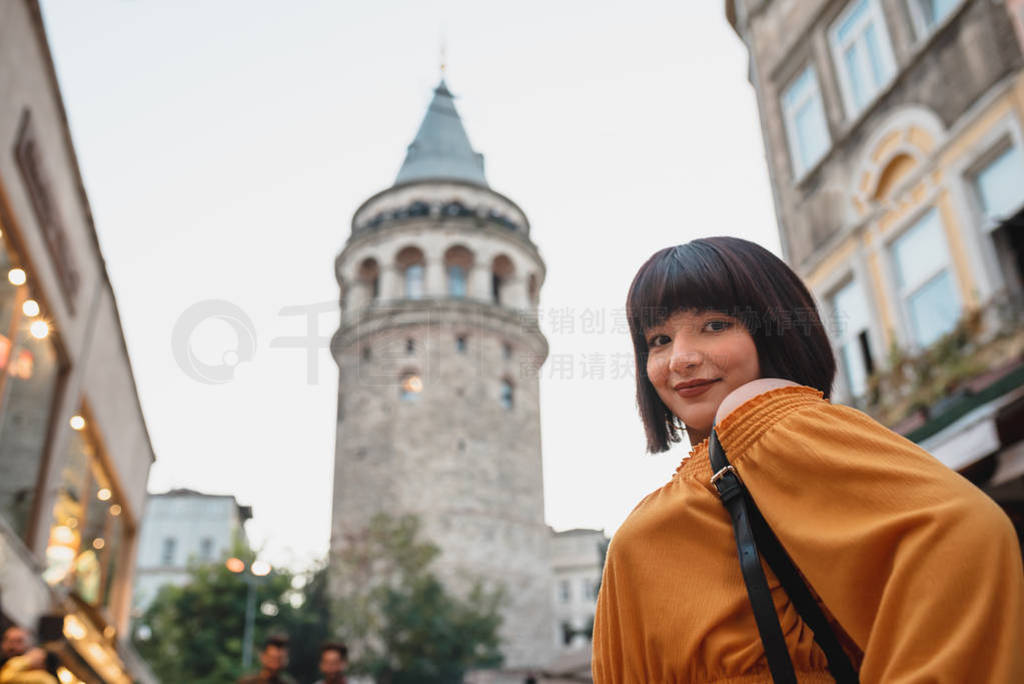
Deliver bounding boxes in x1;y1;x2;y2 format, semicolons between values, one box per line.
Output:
627;237;835;452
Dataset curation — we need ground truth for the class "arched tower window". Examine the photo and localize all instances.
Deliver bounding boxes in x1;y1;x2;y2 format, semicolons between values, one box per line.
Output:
396;246;426;300
445;245;474;298
491;255;515;305
527;273;539;307
358;258;380;301
499;378;514;410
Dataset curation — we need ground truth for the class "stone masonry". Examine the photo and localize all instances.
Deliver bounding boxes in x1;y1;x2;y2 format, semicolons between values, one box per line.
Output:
329;81;557;670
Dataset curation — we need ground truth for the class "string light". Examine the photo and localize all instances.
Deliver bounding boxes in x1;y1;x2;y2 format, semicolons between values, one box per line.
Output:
97;488;112;501
7;268;26;286
70;415;86;430
29;320;49;339
22;299;40;316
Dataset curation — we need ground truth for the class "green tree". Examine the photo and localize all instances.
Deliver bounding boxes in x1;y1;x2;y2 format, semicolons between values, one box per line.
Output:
133;551;329;683
332;513;504;684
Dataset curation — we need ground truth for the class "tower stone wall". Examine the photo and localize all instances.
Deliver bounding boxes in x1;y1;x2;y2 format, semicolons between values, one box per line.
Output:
330;81;557;670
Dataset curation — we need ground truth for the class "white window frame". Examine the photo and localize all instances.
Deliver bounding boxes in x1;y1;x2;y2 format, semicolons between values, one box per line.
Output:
887;207;962;348
781;65;832;178
829;277;875;400
970;140;1024;228
906;0;963;42
828;0;898;120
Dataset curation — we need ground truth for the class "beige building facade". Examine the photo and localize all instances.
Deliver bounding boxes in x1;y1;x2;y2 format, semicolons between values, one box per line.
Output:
0;1;156;681
728;0;1024;540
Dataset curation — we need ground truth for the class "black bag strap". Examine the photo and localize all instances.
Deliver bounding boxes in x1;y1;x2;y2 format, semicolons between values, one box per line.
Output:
709;429;859;684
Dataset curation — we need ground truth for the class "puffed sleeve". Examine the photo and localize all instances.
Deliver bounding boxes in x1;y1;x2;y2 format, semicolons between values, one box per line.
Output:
716;386;1024;683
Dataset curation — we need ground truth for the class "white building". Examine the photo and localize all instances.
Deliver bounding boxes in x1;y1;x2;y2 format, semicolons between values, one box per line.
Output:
133;489;252;610
549;529;606;652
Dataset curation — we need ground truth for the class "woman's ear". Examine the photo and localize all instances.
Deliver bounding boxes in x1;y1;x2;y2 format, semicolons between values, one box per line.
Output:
714;378;800;426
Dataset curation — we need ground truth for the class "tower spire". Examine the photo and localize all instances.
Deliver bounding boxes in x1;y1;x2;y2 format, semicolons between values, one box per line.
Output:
394;80;488;187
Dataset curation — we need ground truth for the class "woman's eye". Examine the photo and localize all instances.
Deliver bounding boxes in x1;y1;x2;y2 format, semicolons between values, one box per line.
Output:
704;319;732;332
647;334;670;348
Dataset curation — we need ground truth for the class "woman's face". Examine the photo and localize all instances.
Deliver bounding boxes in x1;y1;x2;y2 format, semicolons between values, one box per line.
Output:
645;309;761;444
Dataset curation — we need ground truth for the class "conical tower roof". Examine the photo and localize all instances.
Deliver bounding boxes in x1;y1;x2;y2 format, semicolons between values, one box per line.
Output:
395;80;488;187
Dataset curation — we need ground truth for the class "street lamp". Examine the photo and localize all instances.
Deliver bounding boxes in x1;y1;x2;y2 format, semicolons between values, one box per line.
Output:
226;557;272;670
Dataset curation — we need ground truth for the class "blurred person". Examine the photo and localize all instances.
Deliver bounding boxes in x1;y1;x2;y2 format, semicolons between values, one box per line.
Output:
0;629;56;684
0;628;29;669
313;642;348;684
238;634;297;684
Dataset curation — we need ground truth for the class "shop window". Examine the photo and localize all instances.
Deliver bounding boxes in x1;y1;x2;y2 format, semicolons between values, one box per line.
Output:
43;416;127;612
973;144;1024;222
829;0;897;118
0;236;62;541
781;65;831;177
890;208;960;347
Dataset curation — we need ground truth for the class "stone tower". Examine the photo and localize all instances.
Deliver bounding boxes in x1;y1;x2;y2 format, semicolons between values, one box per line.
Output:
330;80;555;669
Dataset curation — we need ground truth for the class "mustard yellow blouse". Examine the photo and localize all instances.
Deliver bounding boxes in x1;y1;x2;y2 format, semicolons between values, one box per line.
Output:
592;387;1024;683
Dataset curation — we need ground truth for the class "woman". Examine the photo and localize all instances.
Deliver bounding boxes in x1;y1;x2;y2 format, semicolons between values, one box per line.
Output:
592;237;1024;683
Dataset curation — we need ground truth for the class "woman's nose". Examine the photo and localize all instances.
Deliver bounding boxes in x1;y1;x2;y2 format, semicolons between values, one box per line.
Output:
668;343;702;373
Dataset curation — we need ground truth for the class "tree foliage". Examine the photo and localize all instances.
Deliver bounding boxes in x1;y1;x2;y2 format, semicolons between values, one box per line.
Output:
332;513;504;683
132;550;328;683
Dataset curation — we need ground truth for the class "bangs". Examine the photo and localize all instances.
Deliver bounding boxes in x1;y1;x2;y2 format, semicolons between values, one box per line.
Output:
627;244;748;336
626;237;836;452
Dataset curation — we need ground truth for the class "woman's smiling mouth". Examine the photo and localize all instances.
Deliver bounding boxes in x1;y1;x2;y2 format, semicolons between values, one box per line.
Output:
674;378;721;397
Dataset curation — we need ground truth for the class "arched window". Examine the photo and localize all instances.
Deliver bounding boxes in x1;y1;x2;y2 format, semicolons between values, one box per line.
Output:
499;378;514;410
491;255;515;305
358;258;380;302
527;273;539;306
445;245;474;298
448;265;467;297
399;371;423;402
396;246;425;300
405;264;424;299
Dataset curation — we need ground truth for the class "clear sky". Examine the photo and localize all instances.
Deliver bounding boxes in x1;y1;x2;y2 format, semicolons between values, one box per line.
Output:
40;0;779;569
